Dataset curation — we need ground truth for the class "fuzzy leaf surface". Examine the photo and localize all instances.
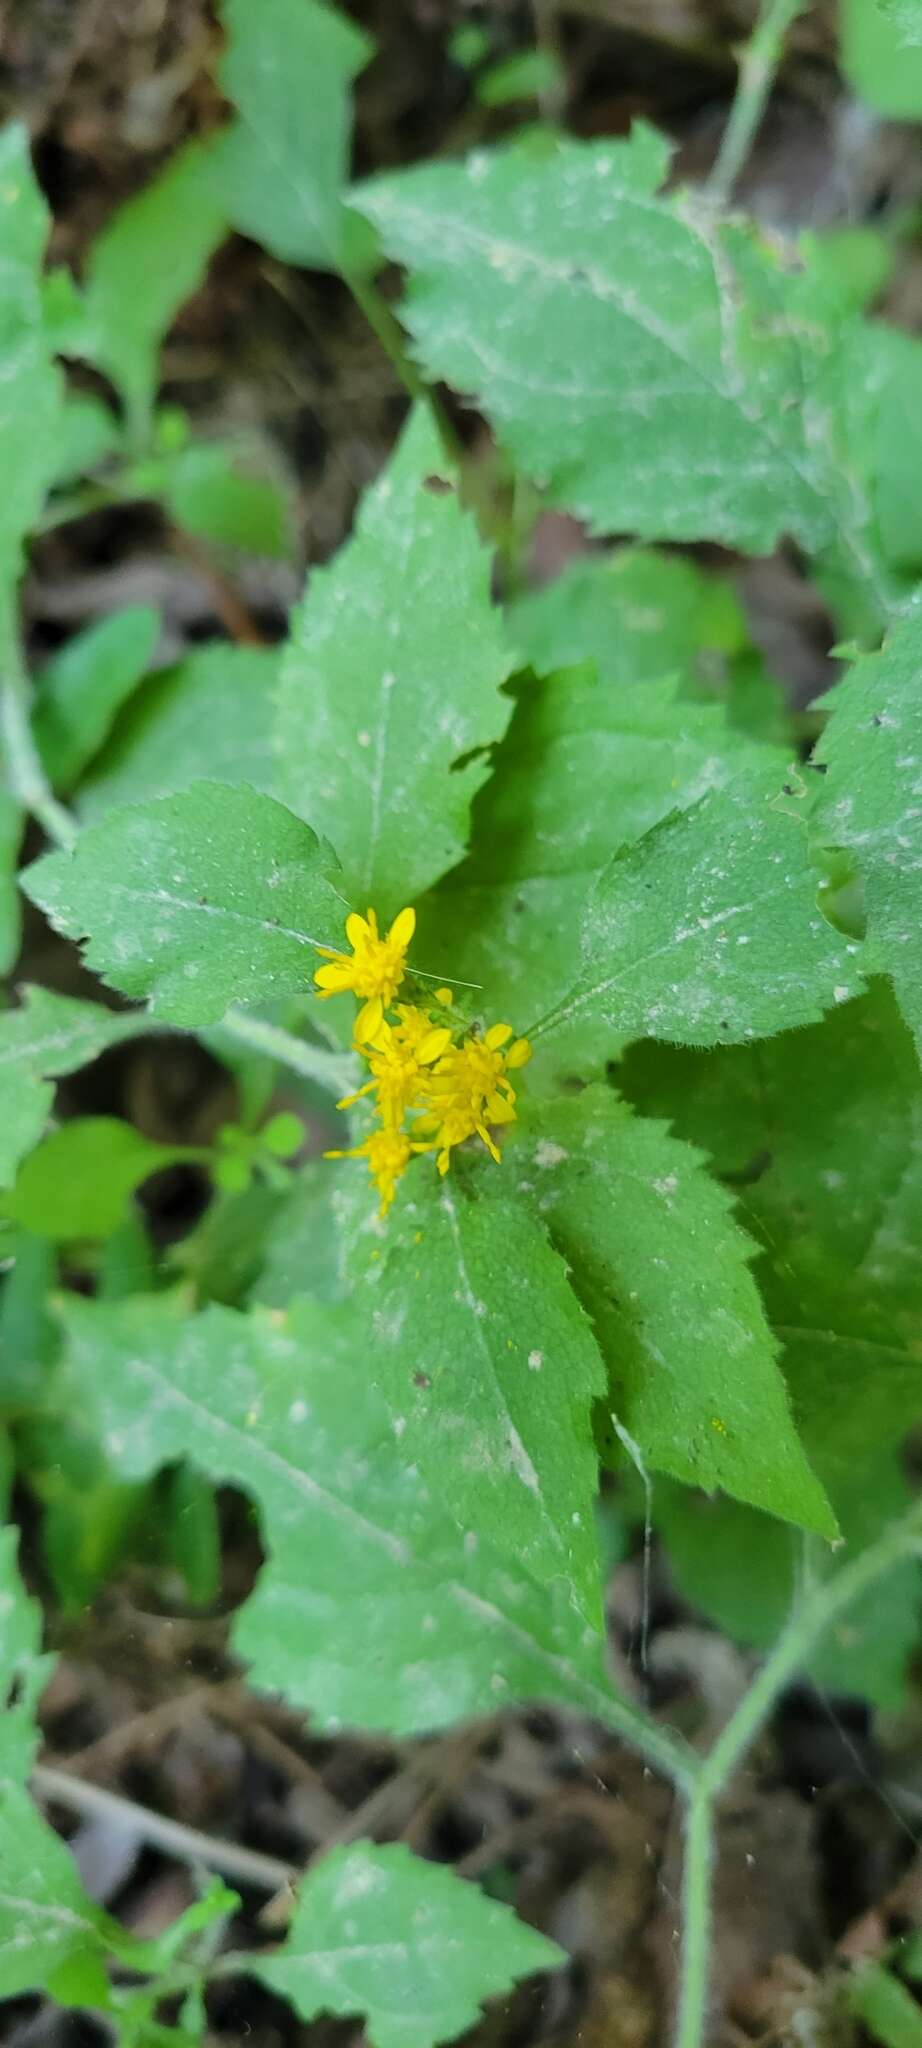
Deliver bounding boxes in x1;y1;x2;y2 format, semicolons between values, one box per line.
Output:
252;1840;563;2048
79;646;280;818
22;782;346;1026
275;407;512;915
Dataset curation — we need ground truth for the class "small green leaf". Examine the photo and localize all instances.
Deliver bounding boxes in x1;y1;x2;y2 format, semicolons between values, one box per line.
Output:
83;139;227;436
850;1962;922;2048
0;1232;57;1415
48;392;121;488
275;406;512;916
58;1294;620;1737
157;440;291;558
503;1089;833;1535
813;613;922;1060
0;986;147;1189
477;48;563;107
0;1524;52;1784
216;0;373;272
79;645;280;819
346;1170;605;1615
23;782;346;1026
3;1117;192;1241
252;1840;563;2048
0;1785;111;2005
33;606;160;791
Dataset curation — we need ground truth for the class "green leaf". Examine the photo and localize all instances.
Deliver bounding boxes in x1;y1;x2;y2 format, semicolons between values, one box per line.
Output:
355;129;836;554
813;612;922;1060
0;1231;57;1415
0;1784;111;2006
157;440;291;558
620;982;922;1473
0;986;147;1189
850;1962;922;2048
0;1524;52;1784
477;48;563;107
216;0;373;272
509;547;748;696
346;1170;605;1616
250;1162;344;1307
83;139;227;436
77;643;278;812
275;406;512;915
48;392;121;489
58;1294;621;1738
3;1117;194;1241
842;0;922;112
22;782;346;1026
79;645;280;819
532;754;863;1061
33;606;160;791
252;1840;563;2048
501;1088;833;1535
0;789;23;974
874;333;922;576
0;125;61;578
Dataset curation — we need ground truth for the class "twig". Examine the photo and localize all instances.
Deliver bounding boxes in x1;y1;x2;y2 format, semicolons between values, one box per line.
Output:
707;0;807;208
31;1763;300;1895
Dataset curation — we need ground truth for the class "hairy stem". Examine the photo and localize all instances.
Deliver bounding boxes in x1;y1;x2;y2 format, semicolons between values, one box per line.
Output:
707;0;806;208
217;1007;359;1098
32;1763;299;1894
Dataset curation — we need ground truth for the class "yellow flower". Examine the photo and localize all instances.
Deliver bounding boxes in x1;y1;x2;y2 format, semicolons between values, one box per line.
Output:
414;1022;531;1175
338;1003;452;1126
314;906;416;1042
324;1124;419;1215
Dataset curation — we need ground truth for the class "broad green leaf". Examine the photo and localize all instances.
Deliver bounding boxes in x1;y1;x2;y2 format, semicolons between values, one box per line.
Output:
252;1840;563;2048
275;406;512;915
346;1171;605;1615
850;1963;922;2048
251;1161;344;1306
0;986;147;1189
812;612;922;1061
0;1524;52;1784
509;547;748;696
499;1089;833;1535
0;125;61;580
22;782;346;1026
874;332;922;575
0;789;22;974
0;1785;111;2006
33;606;159;791
58;1294;622;1738
83;140;227;437
417;668;763;1079
0;1232;57;1415
531;754;863;1061
621;982;922;1470
216;0;373;272
842;0;922;111
79;645;279;819
3;1117;195;1241
355;129;835;554
655;1454;918;1709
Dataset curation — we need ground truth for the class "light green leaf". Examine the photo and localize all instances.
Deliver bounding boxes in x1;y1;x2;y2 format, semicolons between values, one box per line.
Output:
83;139;227;436
501;1088;833;1535
33;606;160;791
275;406;512;915
532;754;863;1060
79;645;279;819
813;611;922;1060
3;1117;194;1241
477;48;563;107
874;333;922;576
0;1784;111;2006
842;0;922;111
850;1962;922;2048
216;0;373;271
157;441;291;558
509;547;748;696
252;1840;563;2048
22;781;346;1026
251;1160;344;1307
0;125;61;577
48;392;121;489
875;0;922;44
355;129;834;554
0;789;23;974
58;1294;621;1738
0;1232;57;1415
346;1171;605;1615
620;981;922;1472
0;986;147;1189
0;1524;52;1785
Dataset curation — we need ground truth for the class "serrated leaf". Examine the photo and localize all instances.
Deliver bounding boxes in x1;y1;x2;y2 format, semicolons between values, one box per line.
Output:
509;547;748;695
530;755;863;1061
355;129;836;554
0;987;147;1189
57;1294;623;1738
216;0;373;272
83;139;227;437
33;607;160;791
0;1525;52;1785
812;613;922;1062
501;1089;833;1534
3;1117;194;1241
275;406;512;915
79;645;279;819
345;1171;605;1616
22;782;346;1026
252;1840;563;2048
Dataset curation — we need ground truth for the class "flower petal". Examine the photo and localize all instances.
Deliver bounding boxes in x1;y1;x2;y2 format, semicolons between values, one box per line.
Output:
506;1037;532;1069
388;905;416;950
355;995;384;1042
484;1021;513;1050
345;912;370;949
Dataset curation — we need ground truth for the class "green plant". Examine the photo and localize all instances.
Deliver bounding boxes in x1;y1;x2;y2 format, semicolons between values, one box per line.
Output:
4;0;922;2042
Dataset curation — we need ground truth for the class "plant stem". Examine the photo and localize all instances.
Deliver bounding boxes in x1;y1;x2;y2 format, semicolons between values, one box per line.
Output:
343;262;464;470
674;1789;713;2048
707;0;806;208
0;655;76;850
32;1764;299;1894
217;1007;359;1098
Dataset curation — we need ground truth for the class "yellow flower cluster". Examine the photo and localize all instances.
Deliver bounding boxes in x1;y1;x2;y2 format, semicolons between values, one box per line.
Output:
315;906;531;1212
